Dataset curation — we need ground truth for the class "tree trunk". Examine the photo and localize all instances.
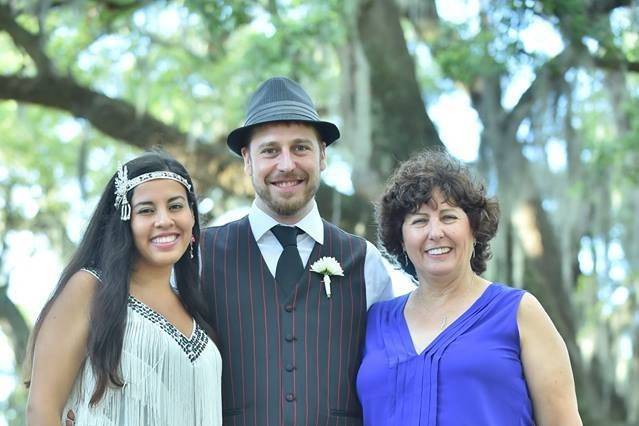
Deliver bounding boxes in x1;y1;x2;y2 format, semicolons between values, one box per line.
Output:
0;285;30;374
357;0;443;178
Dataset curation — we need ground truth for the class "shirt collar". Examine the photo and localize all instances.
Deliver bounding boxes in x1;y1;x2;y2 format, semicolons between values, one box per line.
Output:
248;199;324;245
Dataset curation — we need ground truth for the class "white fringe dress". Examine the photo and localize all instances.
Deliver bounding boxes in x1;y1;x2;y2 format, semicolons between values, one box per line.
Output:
63;295;222;425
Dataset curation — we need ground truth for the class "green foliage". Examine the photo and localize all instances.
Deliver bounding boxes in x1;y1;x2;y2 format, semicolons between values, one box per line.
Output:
576;82;639;185
618;97;639;184
0;102;136;252
184;0;253;45
431;23;507;87
0;33;29;74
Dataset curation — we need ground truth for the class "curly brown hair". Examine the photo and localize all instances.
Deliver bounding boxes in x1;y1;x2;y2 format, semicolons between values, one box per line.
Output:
377;149;500;278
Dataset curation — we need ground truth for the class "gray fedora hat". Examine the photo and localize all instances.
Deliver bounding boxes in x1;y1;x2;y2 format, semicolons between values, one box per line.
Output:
227;76;340;156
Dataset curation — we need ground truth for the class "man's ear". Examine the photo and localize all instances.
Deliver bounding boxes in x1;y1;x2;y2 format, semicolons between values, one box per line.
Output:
319;142;327;171
241;146;252;176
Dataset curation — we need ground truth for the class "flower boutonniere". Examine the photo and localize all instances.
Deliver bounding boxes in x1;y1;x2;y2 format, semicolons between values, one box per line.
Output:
310;257;344;299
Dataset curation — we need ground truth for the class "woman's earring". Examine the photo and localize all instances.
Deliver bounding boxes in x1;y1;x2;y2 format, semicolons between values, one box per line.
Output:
190;236;196;259
402;251;409;266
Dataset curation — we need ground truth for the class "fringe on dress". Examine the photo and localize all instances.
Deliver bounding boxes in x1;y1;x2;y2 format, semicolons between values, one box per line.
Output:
64;296;222;426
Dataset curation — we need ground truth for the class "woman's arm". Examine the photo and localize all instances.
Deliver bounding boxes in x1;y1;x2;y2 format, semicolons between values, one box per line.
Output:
26;270;97;426
518;292;582;426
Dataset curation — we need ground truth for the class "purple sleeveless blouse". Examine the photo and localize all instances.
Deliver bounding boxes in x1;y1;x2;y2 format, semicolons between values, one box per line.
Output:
356;283;534;425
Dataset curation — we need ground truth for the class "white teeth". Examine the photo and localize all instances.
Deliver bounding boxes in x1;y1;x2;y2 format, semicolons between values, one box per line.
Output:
275;181;298;187
427;247;451;255
152;235;178;244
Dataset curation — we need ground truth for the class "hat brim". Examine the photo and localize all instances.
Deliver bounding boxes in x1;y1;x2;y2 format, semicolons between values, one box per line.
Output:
227;119;340;156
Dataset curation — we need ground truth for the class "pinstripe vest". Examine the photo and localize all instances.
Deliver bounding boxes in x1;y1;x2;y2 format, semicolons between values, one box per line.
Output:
201;216;367;426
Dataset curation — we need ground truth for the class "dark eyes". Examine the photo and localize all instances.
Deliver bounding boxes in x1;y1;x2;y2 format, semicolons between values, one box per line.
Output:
410;214;458;225
260;147;277;155
136;203;184;215
260;145;311;155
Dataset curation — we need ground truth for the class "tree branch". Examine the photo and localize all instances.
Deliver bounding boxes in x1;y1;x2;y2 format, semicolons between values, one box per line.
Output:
592;55;639;73
587;0;632;16
0;178;29;373
0;73;237;195
137;29;212;63
505;47;576;135
0;74;182;147
0;284;30;372
0;3;54;75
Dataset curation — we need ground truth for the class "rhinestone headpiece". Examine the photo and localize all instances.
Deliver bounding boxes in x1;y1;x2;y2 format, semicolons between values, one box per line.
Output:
113;165;192;221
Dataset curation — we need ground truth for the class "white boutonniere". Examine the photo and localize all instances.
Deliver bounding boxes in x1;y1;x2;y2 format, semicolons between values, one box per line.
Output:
310;257;344;299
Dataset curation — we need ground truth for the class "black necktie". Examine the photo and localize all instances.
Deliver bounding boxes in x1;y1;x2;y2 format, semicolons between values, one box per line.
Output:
271;225;304;295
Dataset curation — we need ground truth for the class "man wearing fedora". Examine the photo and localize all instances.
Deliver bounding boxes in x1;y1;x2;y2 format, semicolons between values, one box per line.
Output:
199;76;392;426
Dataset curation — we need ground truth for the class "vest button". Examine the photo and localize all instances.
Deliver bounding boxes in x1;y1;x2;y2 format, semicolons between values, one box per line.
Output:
286;393;296;402
285;363;295;372
285;334;295;342
284;304;295;312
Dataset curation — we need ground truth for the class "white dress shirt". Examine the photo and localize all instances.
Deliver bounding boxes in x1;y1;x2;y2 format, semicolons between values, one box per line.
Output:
248;200;393;309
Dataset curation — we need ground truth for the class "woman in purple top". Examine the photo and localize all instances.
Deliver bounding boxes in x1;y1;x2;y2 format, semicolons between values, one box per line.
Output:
356;150;582;425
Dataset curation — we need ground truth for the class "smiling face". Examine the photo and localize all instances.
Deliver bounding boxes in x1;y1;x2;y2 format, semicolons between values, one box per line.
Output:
241;122;326;224
401;189;475;284
129;179;195;272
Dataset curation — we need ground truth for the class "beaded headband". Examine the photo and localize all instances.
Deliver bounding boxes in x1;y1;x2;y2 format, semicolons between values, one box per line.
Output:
114;165;192;221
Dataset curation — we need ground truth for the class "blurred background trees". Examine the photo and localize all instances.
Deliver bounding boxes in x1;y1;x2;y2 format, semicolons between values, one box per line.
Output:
0;0;637;424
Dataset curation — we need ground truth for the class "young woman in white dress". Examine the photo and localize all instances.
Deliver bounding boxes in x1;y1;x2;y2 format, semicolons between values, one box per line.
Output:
25;151;222;425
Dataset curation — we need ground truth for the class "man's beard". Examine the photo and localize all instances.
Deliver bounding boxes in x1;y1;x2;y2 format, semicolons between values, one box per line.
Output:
254;175;319;217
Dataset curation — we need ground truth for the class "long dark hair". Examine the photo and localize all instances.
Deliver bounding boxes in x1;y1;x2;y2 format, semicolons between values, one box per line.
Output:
25;150;214;404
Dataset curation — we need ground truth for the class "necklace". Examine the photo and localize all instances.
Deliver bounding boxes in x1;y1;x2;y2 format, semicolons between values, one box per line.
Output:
439;314;448;331
408;292;450;332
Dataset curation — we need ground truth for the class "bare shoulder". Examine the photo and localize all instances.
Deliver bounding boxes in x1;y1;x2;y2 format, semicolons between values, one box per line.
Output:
518;291;542;312
517;292;550;324
46;270;99;318
28;270;100;422
34;270;98;356
516;294;582;424
516;291;563;346
60;270;99;303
